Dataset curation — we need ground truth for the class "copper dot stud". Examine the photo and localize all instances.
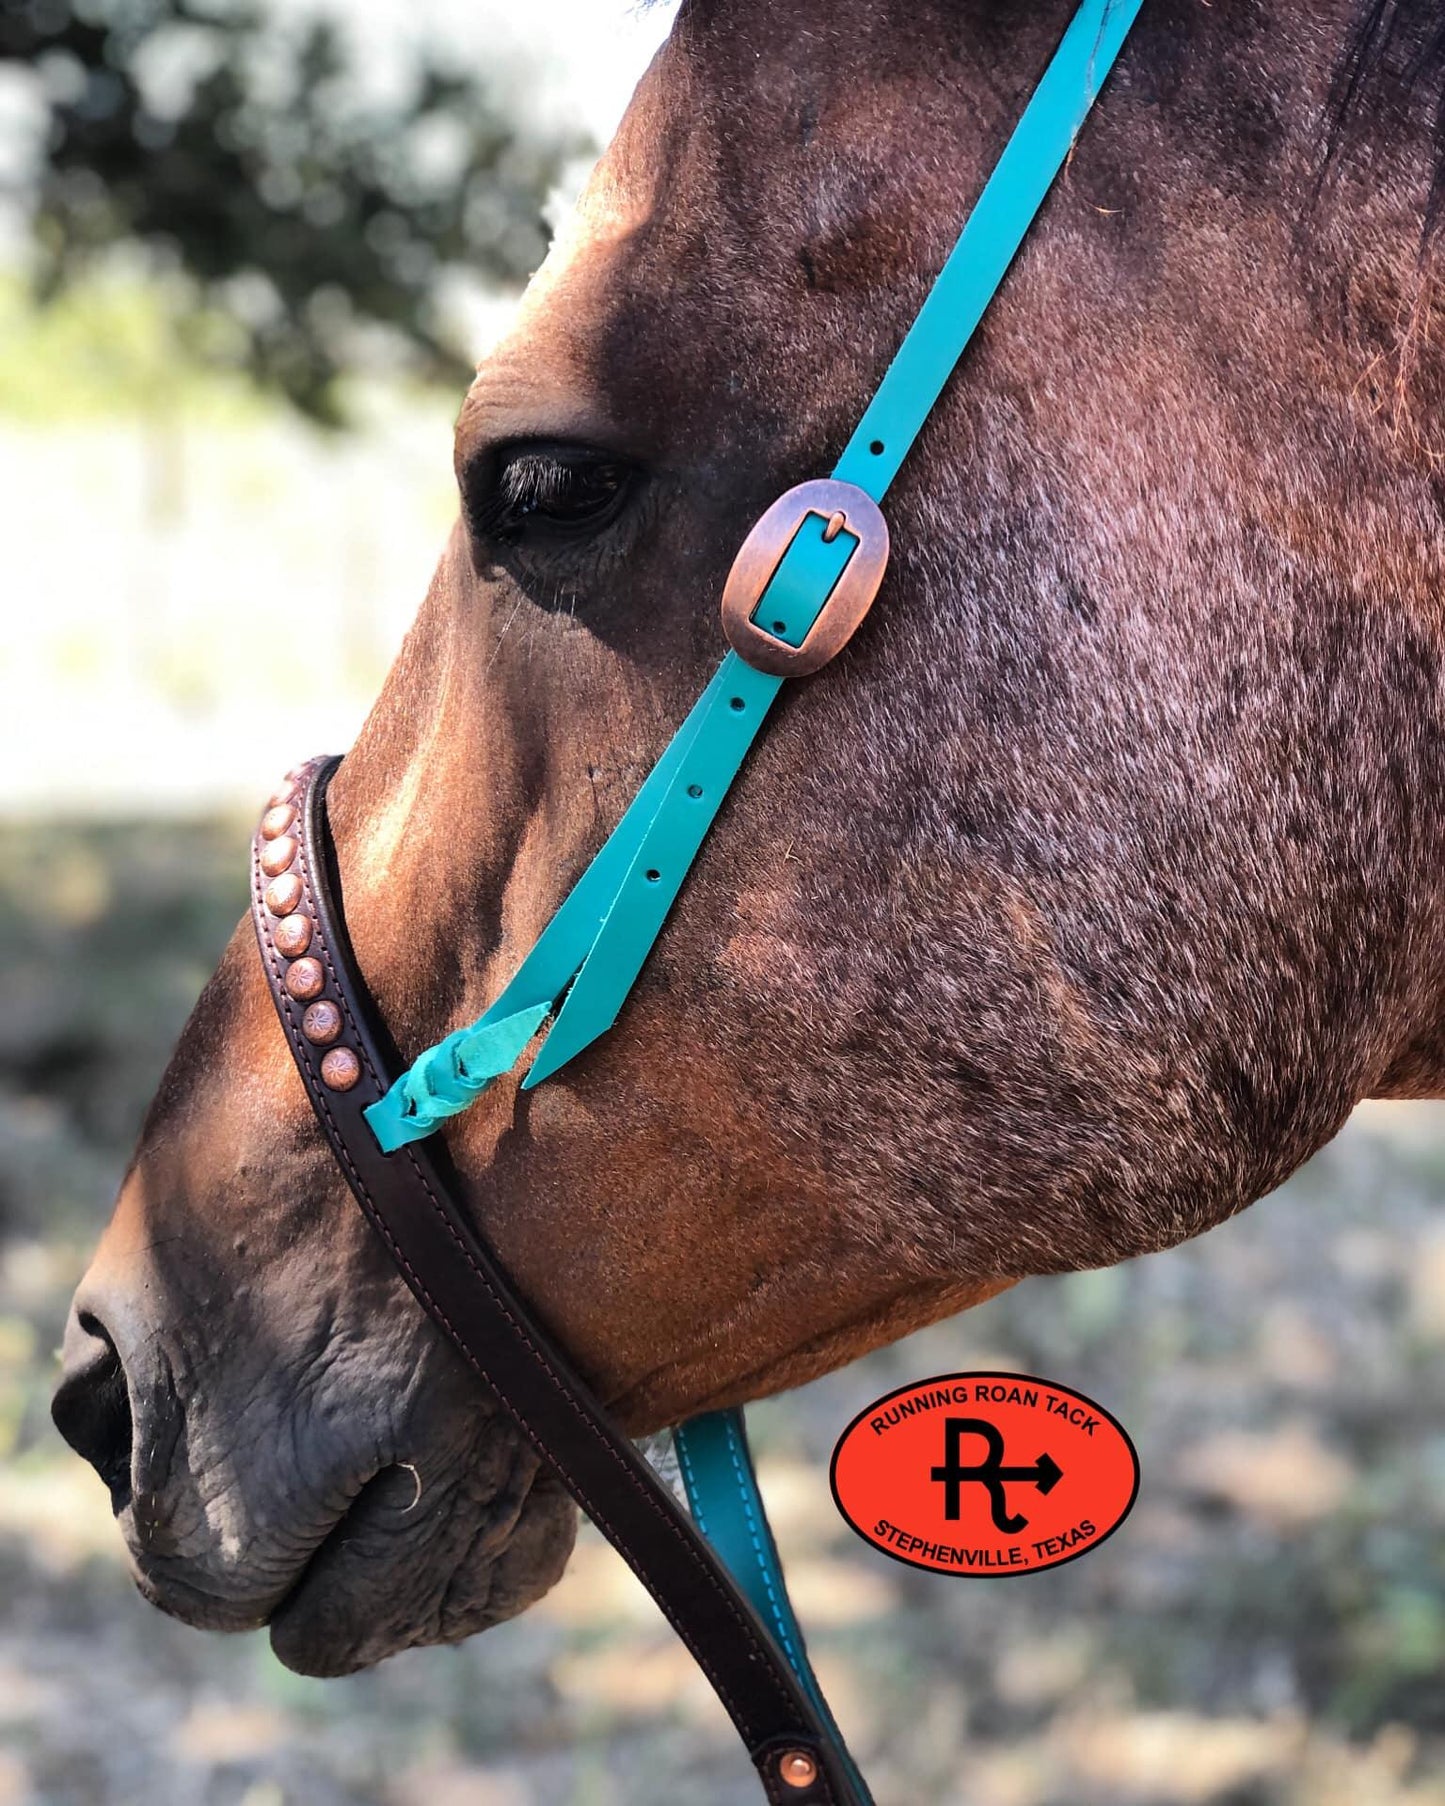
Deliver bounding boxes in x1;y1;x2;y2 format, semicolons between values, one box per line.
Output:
284;957;325;1002
265;872;304;917
268;778;297;808
273;913;312;958
260;835;297;878
778;1752;819;1791
261;803;296;840
302;1000;342;1045
320;1047;361;1092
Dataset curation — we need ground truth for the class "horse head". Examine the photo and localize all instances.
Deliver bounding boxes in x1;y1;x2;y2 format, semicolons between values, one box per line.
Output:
53;0;1445;1682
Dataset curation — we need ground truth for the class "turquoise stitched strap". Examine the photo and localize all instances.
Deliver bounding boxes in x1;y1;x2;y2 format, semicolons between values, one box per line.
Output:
675;1409;874;1804
365;0;1142;1153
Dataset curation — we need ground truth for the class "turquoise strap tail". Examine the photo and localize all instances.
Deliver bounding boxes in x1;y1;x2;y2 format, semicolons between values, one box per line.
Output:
365;0;1142;1152
675;1408;874;1804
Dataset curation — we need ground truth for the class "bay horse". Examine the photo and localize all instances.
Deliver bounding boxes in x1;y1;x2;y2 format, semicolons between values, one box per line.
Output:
51;0;1445;1768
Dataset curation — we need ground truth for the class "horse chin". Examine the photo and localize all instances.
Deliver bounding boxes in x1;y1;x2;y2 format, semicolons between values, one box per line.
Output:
264;1462;579;1678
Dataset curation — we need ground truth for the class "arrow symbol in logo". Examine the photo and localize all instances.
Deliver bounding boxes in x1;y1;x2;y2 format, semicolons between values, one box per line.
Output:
930;1418;1064;1535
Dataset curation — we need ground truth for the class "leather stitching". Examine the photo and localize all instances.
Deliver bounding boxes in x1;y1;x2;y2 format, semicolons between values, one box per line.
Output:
250;763;839;1798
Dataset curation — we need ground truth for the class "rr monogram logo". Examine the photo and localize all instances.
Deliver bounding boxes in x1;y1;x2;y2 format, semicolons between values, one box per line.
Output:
929;1417;1064;1535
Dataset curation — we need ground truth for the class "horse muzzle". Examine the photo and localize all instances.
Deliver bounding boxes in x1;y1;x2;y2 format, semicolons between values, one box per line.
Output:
53;1244;579;1667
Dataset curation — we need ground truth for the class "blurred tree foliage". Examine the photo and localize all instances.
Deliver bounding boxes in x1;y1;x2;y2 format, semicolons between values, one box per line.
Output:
0;0;588;422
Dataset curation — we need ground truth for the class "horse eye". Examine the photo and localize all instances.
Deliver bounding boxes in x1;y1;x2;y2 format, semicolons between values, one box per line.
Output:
465;444;634;546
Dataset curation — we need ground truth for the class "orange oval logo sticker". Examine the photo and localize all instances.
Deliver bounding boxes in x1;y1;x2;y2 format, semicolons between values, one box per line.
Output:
829;1371;1139;1576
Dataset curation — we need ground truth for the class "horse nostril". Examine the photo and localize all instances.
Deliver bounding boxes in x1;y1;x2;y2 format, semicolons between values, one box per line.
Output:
52;1310;134;1511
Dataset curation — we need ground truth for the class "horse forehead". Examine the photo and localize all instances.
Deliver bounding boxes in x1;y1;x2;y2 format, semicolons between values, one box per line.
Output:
495;11;747;334
473;23;930;436
465;93;676;433
511;123;660;339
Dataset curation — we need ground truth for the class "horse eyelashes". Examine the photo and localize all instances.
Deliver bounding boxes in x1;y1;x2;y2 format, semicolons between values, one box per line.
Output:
464;446;633;546
504;454;624;516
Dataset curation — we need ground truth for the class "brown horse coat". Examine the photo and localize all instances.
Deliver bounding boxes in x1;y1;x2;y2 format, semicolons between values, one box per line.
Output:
53;0;1445;1678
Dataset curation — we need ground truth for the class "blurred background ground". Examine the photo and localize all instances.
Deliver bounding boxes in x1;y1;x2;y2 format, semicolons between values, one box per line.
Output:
4;4;1445;1804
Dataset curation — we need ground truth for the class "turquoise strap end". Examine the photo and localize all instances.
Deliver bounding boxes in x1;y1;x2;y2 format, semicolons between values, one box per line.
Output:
675;1408;872;1799
365;1001;551;1152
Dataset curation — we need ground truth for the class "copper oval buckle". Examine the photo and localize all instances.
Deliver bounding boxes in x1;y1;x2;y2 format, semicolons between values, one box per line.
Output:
720;479;890;678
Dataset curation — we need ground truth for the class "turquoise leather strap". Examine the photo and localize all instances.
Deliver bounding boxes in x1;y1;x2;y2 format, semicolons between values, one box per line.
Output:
835;0;1142;500
366;0;1142;1152
675;1409;873;1802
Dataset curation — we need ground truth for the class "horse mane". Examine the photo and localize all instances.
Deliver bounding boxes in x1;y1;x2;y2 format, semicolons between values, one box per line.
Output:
1332;0;1445;237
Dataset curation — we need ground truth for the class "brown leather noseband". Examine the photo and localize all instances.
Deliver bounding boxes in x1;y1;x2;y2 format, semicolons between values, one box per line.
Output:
252;756;853;1806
